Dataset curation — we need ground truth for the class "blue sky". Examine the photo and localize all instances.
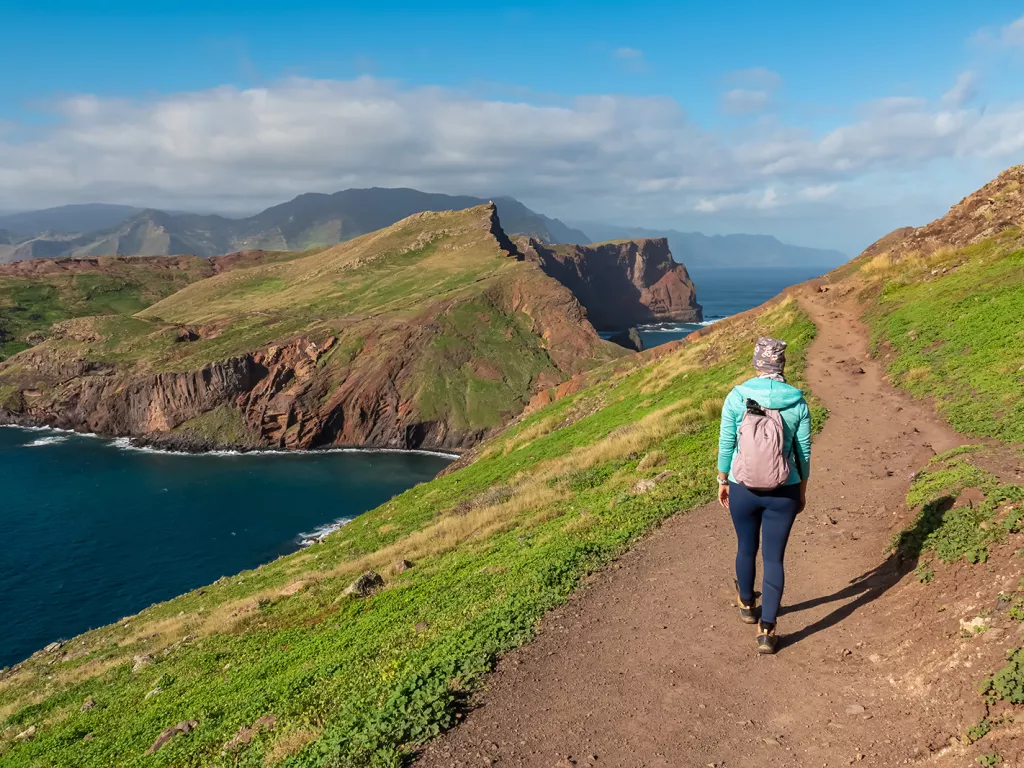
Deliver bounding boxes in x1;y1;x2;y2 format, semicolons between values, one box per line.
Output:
2;1;1024;252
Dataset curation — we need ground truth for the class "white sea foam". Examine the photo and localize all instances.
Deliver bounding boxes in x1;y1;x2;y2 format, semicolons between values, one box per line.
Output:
636;316;727;333
24;435;69;447
1;423;100;438
296;517;354;547
108;437;459;460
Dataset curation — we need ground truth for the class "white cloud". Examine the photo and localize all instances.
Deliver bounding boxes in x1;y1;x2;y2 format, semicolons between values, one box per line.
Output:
612;47;648;73
721;88;771;115
0;74;1022;237
941;71;978;109
999;15;1024;46
798;184;838;201
972;15;1024;48
720;67;781;115
862;96;928;116
697;184;834;213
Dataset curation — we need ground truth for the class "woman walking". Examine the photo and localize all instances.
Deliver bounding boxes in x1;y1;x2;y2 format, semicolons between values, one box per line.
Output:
717;337;812;654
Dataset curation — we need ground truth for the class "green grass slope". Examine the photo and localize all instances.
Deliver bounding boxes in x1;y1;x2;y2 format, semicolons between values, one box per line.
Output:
129;208;532;370
0;256;215;361
860;233;1024;442
0;297;817;767
855;167;1024;762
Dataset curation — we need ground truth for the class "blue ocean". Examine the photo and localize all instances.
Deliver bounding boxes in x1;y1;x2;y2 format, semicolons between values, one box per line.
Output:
634;265;828;347
0;430;451;668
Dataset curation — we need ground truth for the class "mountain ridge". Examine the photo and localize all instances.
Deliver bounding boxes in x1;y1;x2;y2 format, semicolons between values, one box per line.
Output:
852;163;1024;268
0;191;590;263
0;204;145;237
0;192;848;270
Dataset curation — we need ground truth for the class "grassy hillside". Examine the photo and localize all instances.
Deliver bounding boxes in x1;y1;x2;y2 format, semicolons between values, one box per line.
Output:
0;206;621;450
859;232;1024;442
131;209;533;369
0;256;214;361
0;296;818;767
853;171;1024;763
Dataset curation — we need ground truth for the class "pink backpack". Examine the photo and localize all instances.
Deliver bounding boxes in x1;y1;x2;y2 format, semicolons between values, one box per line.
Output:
732;399;790;490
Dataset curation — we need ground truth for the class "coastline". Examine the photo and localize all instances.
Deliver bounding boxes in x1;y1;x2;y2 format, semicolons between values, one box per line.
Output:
0;419;462;460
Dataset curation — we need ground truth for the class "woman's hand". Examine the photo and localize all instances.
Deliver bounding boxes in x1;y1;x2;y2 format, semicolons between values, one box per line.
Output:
718;477;729;509
797;479;809;513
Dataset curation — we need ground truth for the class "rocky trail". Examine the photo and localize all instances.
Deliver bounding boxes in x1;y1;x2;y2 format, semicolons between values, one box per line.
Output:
417;285;971;768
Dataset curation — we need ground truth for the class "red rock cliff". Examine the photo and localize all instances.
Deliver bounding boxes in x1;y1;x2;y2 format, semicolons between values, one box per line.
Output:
516;237;702;329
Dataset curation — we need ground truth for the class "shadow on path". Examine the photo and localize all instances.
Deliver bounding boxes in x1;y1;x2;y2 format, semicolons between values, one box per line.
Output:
778;495;955;649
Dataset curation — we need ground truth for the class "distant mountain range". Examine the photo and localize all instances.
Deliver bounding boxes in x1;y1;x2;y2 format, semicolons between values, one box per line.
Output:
0;191;588;263
579;224;847;268
0;204;146;237
0;190;846;267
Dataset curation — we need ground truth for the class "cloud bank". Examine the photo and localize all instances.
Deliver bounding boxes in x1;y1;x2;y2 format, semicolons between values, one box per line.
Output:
1;73;1022;249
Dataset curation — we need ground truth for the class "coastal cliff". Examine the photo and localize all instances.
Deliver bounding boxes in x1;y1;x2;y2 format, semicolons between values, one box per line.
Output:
516;236;702;329
0;206;625;451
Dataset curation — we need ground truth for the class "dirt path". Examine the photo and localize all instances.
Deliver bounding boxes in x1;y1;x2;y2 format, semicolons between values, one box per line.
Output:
418;286;967;768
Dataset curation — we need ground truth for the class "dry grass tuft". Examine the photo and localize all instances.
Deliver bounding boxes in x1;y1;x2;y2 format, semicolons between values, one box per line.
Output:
116;615;196;648
861;253;892;273
534;402;708;485
0;690;47;721
311;479;566;586
901;367;933;385
636;451;667;471
701;398;723;420
265;726;322;766
501;413;560;454
53;655;127;688
474;485;514;507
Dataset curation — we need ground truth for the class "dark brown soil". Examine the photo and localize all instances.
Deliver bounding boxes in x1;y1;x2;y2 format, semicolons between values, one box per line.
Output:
417;286;1024;768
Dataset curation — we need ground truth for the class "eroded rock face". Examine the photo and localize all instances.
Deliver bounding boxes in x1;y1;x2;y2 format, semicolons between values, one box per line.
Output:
0;282;619;452
516;237;702;329
3;346;264;438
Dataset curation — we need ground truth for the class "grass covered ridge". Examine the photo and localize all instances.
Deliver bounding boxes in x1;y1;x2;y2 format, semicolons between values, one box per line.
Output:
0;207;623;448
0;297;818;767
0;257;214;361
861;234;1024;441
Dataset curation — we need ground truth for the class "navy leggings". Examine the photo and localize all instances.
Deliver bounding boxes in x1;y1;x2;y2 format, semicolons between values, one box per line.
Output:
728;481;800;625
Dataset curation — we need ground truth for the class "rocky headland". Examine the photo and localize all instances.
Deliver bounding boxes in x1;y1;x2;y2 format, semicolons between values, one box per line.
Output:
0;205;634;452
516;236;702;329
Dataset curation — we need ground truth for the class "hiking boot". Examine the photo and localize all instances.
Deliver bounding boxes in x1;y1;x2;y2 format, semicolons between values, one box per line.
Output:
756;622;779;655
734;579;758;624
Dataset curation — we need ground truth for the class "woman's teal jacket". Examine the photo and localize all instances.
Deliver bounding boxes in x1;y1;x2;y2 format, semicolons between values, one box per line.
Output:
717;377;812;486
